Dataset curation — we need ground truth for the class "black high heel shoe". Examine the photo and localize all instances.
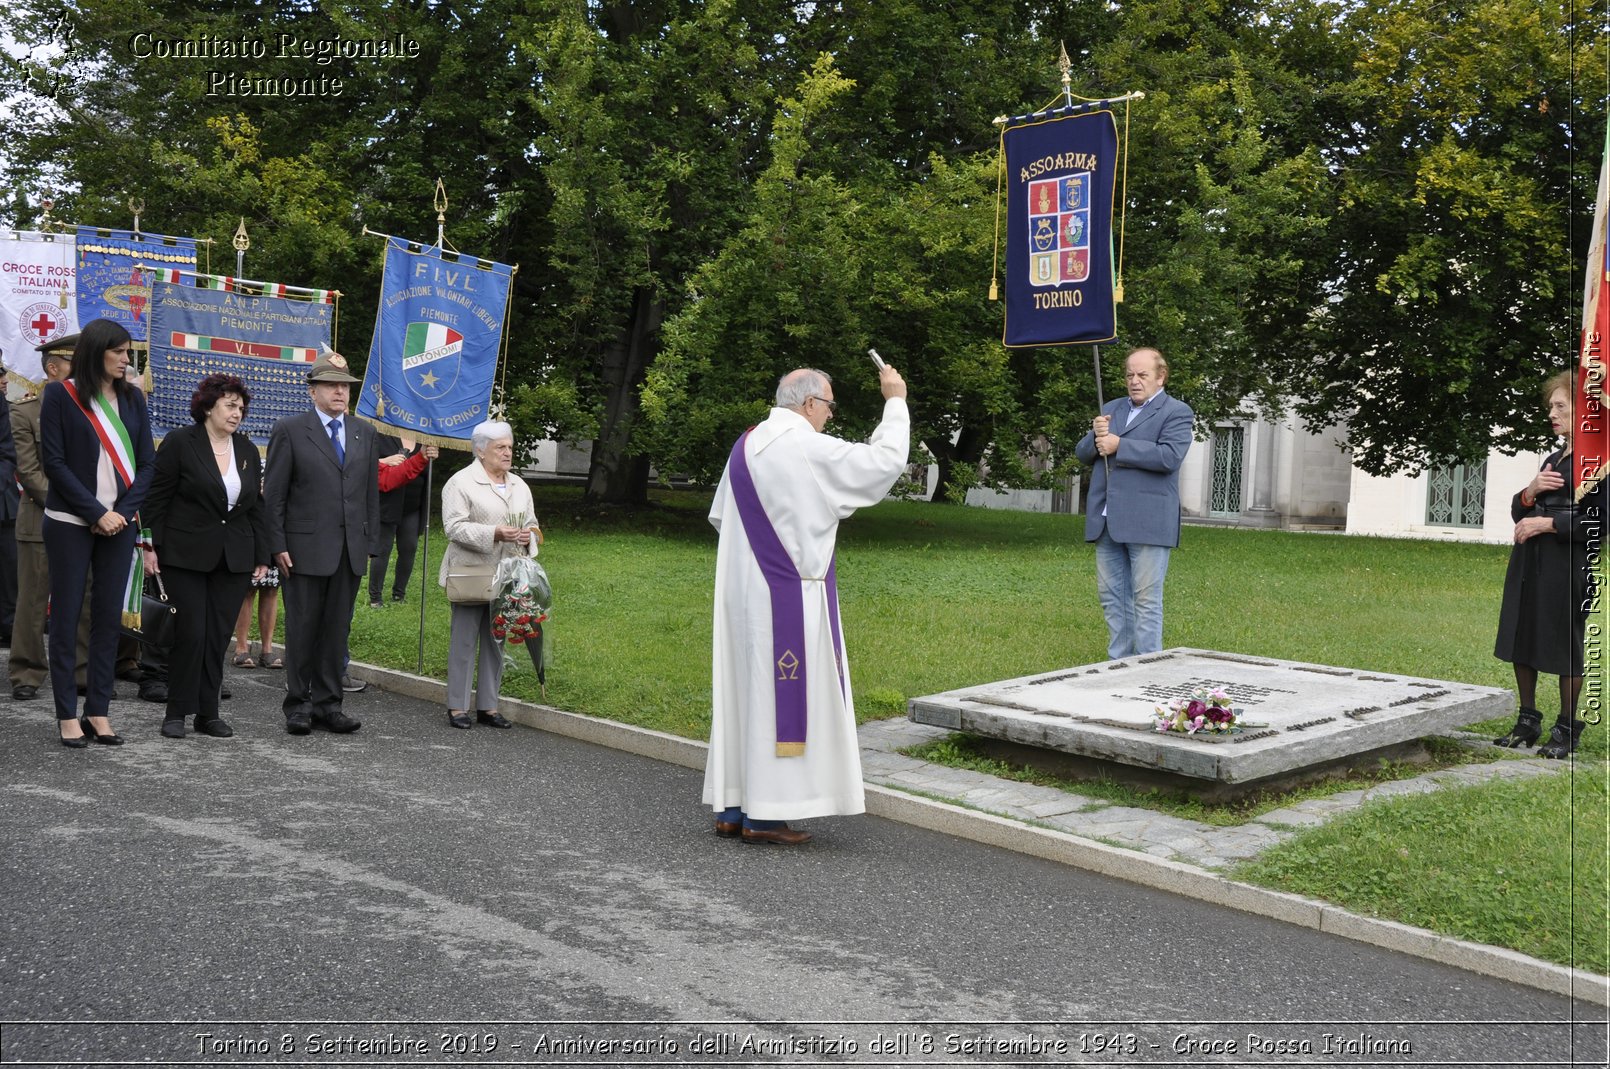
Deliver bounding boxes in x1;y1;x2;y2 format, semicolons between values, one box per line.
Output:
80;716;125;747
58;720;89;749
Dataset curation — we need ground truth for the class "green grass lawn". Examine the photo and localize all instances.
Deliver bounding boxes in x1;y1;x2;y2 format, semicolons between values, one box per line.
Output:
1232;769;1608;976
347;485;1607;973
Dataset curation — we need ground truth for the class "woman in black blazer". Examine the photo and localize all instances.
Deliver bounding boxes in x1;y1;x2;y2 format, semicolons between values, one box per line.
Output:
40;318;156;746
142;374;269;738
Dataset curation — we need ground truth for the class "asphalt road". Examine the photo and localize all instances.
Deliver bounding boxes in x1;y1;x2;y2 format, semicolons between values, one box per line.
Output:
1;654;1604;1068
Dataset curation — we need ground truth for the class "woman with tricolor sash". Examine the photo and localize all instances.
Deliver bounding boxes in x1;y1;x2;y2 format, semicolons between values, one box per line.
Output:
39;318;156;747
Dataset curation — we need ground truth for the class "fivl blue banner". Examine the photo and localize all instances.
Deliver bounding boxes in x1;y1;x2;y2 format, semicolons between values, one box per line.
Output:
357;237;515;447
146;270;336;445
1002;109;1119;347
75;226;197;343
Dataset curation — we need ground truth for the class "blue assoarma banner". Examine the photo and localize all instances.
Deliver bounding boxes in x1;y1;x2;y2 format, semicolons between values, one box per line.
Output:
75;226;198;343
357;238;515;446
147;271;335;445
1002;109;1119;347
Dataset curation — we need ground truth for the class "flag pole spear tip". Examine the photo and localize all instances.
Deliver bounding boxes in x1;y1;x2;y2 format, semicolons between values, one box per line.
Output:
1057;41;1073;106
232;218;249;278
434;177;449;250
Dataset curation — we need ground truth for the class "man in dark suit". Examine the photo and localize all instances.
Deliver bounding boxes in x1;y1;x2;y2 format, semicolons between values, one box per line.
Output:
1075;347;1194;659
263;350;379;735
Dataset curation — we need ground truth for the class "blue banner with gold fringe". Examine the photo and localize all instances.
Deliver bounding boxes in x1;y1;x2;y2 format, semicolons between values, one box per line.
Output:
75;226;198;343
356;237;514;448
1002;109;1118;347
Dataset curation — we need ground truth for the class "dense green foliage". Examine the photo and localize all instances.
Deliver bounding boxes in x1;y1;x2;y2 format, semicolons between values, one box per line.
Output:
0;1;1601;496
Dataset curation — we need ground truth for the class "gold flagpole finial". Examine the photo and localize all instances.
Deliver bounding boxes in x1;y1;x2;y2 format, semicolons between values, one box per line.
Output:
129;197;145;236
233;218;250;279
434;177;449;249
1058;41;1073;106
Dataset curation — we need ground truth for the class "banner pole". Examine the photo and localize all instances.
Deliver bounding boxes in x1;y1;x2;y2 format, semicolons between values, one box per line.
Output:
417;456;434;674
434;178;449;251
1093;343;1110;480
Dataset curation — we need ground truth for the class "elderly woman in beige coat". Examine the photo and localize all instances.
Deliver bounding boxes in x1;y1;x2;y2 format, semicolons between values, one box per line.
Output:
439;420;540;730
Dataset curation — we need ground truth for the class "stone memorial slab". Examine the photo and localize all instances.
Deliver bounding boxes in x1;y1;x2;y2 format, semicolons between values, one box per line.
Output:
907;648;1513;785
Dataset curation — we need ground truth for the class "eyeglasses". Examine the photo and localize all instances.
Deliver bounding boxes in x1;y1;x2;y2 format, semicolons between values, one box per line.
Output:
808;395;838;413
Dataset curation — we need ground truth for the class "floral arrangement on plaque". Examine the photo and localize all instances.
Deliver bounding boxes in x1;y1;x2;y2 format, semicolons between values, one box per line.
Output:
1153;686;1241;735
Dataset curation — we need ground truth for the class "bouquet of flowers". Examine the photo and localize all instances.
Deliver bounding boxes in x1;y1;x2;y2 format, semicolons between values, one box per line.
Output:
490;512;552;694
1153;686;1240;735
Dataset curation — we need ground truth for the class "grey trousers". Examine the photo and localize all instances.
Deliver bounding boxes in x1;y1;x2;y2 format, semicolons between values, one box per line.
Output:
447;601;503;711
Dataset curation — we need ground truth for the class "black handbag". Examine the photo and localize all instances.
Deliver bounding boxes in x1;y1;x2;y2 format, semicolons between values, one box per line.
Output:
122;572;178;651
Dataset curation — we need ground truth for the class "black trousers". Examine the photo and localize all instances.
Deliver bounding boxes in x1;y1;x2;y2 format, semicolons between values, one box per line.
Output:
281;546;359;719
43;518;136;721
0;519;16;637
161;562;251;724
368;510;422;601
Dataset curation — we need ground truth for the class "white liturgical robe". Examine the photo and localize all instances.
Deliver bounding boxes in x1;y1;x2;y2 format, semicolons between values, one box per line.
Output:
702;397;910;820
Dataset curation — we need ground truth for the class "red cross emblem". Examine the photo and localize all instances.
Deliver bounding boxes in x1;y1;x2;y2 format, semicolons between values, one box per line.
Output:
30;311;56;339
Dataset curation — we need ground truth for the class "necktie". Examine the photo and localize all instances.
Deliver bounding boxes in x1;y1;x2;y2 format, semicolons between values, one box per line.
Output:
329;419;345;466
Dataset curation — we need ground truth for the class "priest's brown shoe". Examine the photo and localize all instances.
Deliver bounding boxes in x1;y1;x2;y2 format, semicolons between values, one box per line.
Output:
714;820;741;838
740;825;812;846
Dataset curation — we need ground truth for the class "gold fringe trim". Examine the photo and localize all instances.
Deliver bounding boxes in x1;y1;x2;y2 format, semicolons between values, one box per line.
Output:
6;369;44;396
353;414;476;452
122;610;143;630
775;742;806;758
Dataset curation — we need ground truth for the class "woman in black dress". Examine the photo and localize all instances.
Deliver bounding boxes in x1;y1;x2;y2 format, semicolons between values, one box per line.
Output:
1493;371;1603;758
142;374;269;738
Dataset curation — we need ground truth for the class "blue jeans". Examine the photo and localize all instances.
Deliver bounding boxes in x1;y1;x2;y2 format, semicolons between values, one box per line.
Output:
1094;528;1171;659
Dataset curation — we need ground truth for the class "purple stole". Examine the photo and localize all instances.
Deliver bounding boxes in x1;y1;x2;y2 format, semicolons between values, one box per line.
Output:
727;429;846;758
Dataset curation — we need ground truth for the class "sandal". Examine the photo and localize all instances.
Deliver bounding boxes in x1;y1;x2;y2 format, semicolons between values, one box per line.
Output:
261;650;284;669
232;651;256;668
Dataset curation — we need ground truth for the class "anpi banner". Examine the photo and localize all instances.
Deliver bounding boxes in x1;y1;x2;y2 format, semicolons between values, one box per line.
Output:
147;271;336;445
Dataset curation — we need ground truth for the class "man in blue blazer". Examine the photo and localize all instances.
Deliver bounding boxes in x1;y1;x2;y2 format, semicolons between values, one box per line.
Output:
1075;347;1194;659
263;350;379;735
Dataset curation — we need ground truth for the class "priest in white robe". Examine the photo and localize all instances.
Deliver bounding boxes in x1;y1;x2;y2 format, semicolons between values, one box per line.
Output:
703;365;910;844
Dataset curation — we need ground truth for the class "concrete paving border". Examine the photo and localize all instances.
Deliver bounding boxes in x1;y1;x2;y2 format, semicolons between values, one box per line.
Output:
356;659;1610;1007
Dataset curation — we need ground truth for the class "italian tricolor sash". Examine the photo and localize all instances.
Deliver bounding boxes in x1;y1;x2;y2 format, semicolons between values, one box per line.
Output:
60;380;143;626
60;380;136;490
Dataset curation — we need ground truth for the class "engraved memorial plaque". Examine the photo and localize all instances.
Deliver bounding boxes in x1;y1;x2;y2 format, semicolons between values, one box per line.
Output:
907;649;1511;784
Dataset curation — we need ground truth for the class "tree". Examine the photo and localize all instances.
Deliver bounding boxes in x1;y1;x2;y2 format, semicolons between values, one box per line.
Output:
1284;0;1605;474
0;0;545;385
649;0;1343;500
641;56;871;480
4;0;1590;494
520;0;801;504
